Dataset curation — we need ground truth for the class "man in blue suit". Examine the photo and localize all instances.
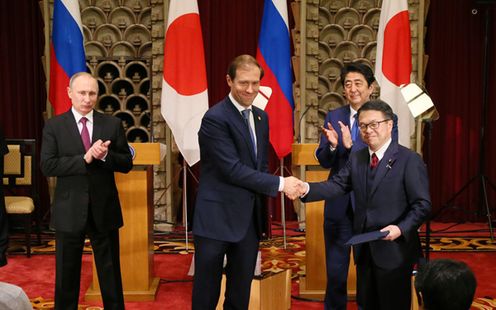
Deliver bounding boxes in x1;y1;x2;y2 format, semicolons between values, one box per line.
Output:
301;100;431;310
316;62;398;309
192;55;300;310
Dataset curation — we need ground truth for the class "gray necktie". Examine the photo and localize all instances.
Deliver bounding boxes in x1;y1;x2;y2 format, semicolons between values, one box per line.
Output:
241;109;257;157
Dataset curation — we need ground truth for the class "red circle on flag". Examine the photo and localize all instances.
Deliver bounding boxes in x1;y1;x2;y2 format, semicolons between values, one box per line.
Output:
163;13;207;96
382;11;412;86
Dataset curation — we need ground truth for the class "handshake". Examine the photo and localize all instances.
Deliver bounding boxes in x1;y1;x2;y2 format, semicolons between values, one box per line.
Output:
282;176;308;200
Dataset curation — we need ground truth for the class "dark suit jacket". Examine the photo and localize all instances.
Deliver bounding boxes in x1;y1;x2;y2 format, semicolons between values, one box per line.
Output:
316;105;367;220
40;110;133;233
305;141;431;269
193;97;280;242
316;105;399;220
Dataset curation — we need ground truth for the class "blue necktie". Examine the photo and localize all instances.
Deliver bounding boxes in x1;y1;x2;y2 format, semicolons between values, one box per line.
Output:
351;113;359;142
241;109;257;157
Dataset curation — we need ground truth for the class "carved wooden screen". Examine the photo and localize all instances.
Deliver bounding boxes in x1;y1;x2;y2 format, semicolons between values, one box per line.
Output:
80;0;152;142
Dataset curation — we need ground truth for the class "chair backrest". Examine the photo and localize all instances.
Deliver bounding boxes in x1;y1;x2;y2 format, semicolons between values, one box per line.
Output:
3;139;37;192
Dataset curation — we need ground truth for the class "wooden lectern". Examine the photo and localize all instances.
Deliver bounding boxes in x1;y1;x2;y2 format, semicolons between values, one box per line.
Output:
292;143;356;300
85;143;161;302
216;269;292;310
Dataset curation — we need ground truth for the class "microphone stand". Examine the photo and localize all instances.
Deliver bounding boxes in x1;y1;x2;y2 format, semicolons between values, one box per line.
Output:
422;120;433;261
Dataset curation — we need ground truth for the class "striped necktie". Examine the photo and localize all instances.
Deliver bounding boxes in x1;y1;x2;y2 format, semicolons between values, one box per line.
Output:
80;117;91;151
241;109;257;157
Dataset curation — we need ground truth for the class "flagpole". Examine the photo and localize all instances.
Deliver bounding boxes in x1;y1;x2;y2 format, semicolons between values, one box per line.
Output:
182;160;189;252
280;158;287;249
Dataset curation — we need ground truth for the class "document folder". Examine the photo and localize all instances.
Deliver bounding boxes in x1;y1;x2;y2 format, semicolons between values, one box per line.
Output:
345;230;390;246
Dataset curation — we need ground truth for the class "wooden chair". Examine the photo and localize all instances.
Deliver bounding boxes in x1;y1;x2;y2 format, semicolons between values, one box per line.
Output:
3;139;41;257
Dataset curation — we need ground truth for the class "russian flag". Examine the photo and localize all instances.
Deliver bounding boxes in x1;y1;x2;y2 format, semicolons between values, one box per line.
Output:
161;0;208;166
375;0;412;147
49;0;86;116
256;0;294;159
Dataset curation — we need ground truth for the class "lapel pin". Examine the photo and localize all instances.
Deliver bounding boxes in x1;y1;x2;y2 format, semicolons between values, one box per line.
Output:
257;116;261;121
386;159;393;169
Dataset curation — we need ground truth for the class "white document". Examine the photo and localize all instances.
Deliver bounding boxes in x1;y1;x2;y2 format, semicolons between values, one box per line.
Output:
400;83;434;118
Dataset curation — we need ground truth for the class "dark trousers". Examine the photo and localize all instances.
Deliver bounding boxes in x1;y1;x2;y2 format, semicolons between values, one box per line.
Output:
323;214;353;310
192;220;259;310
54;220;124;310
356;245;412;310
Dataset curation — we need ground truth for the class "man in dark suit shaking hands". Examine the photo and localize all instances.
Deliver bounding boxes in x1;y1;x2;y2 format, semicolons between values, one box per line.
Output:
315;62;398;310
299;100;431;310
192;55;301;310
41;72;133;310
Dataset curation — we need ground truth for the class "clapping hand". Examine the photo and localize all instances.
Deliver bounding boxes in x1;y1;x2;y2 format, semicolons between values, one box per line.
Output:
323;121;353;150
84;139;111;163
91;139;111;160
322;122;338;149
337;121;353;149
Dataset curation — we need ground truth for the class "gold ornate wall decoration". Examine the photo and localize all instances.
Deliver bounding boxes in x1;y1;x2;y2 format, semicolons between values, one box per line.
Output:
55;0;154;143
42;0;425;226
296;0;423;144
46;0;174;225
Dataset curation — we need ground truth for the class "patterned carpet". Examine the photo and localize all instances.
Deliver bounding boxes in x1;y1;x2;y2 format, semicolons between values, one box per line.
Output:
152;234;496;278
7;232;496;309
425;236;496;251
9;233;496;270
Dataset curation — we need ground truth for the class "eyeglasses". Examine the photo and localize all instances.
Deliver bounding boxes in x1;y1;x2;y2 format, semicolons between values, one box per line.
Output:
358;119;391;131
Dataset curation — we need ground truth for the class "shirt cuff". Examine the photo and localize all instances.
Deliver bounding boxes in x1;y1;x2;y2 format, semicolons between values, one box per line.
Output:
301;182;310;198
278;176;284;192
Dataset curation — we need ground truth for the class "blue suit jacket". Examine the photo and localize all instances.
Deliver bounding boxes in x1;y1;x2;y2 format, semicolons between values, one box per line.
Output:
316;105;367;220
305;142;431;269
316;105;399;220
193;97;280;242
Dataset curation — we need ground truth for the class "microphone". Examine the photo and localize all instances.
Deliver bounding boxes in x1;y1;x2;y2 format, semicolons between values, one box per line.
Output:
296;104;313;143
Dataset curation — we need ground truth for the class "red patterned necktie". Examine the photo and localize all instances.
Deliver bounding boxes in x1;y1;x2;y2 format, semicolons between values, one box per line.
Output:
370;153;378;169
80;117;91;152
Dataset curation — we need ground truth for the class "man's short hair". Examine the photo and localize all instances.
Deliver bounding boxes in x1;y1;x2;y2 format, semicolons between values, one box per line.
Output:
69;72;97;90
227;54;264;80
340;62;375;87
415;259;476;310
357;99;394;121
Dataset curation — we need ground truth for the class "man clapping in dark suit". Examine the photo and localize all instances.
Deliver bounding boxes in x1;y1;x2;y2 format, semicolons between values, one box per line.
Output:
315;62;398;310
192;55;301;310
41;72;132;310
299;100;431;310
